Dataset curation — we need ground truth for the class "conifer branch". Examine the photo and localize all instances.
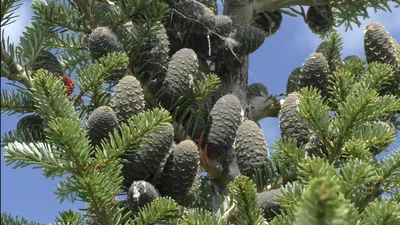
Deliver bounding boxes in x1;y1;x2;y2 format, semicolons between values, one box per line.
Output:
55;210;86;225
278;181;306;209
229;176;267;224
3;0;400;223
1;44;30;87
1;213;44;225
193;73;221;101
58;48;92;76
84;86;111;117
271;138;306;185
31;0;92;34
328;67;357;108
30;70;78;123
3;141;68;174
94;108;172;171
294;177;358;224
357;150;400;211
133;197;181;224
9;70;132;223
76;52;128;94
47;31;89;51
316;30;343;73
253;0;393;30
297;87;333;152
1;127;43;149
74;0;97;29
180;208;231;225
339;159;377;206
74;51;128;108
1;89;36;115
1;0;22;27
332;90;400;161
360;198;400;224
11;22;56;76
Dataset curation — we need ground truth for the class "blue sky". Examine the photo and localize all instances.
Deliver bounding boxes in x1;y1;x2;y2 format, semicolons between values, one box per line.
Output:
1;1;399;224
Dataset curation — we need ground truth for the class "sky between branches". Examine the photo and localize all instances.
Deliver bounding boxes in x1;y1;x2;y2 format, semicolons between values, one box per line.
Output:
1;1;399;223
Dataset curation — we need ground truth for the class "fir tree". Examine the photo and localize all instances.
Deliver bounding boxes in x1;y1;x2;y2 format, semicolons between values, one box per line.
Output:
1;0;400;224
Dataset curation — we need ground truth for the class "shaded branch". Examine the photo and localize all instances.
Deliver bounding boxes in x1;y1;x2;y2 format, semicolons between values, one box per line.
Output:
253;0;394;31
52;45;89;50
1;47;30;87
253;0;328;12
74;0;97;29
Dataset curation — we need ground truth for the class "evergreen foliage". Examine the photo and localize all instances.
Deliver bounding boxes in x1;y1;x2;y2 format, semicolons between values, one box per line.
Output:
1;0;400;224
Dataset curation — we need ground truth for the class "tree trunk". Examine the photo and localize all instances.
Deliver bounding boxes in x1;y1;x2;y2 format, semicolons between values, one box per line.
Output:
210;2;254;217
210;0;330;218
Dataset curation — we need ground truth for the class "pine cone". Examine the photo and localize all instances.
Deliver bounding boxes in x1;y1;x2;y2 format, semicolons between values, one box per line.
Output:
306;5;334;36
213;15;233;37
109;75;145;123
136;23;170;81
233;25;265;56
127;180;159;214
88;27;124;61
162;48;199;108
85;106;119;147
252;10;283;37
122;122;174;190
32;50;63;78
186;15;233;58
196;0;218;15
279;92;309;147
16;114;45;142
298;52;329;98
234;120;269;178
168;0;216;35
258;189;282;220
247;82;268;99
286;67;302;95
203;94;244;160
156;140;200;203
176;165;202;207
92;1;118;27
364;22;399;95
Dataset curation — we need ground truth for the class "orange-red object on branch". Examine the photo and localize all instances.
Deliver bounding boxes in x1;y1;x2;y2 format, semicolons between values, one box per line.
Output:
62;75;75;96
